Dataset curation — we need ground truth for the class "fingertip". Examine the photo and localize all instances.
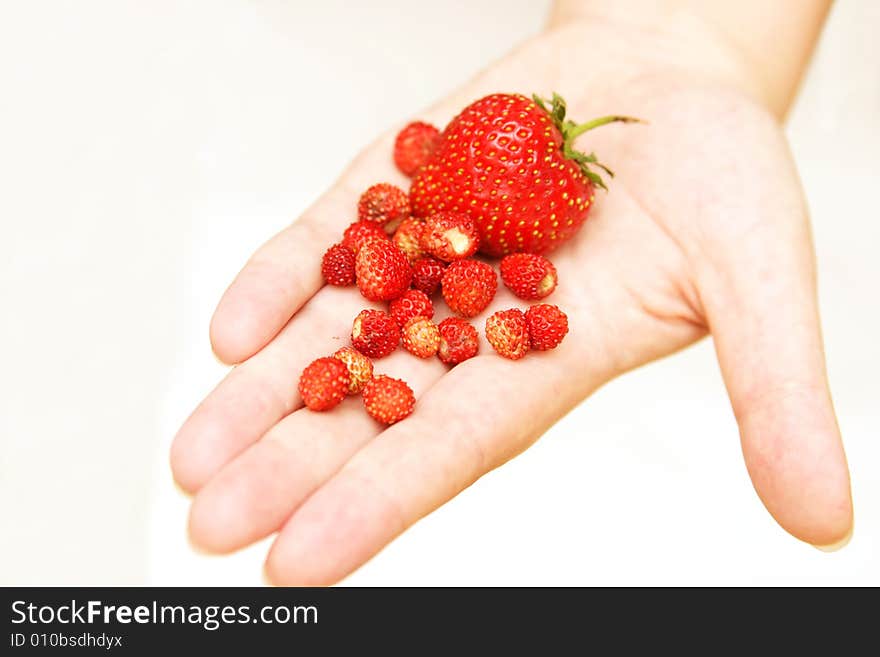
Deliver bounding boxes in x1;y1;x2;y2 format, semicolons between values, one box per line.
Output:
209;290;262;365
210;253;322;365
264;521;331;586
261;563;277;587
169;430;203;496
264;497;352;587
187;487;241;555
263;544;336;587
773;486;853;550
813;522;853;552
266;471;402;587
750;475;853;550
742;409;854;549
170;406;237;495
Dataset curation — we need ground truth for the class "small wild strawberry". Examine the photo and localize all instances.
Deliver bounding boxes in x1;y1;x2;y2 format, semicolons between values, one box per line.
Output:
411;256;446;296
389;289;434;327
342;220;388;254
485;309;530;360
525;304;569;351
437;317;479;365
441;259;497;318
355;239;412;301
420;212;480;261
394;121;441;177
321;243;356;286
332;346;374;395
351;309;400;359
500;253;558;300
298;357;350;411
363;375;416;425
401;317;440;358
392;217;426;263
358;183;410;229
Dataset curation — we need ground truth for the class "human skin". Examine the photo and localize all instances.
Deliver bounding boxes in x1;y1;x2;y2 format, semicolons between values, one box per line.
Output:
170;0;852;585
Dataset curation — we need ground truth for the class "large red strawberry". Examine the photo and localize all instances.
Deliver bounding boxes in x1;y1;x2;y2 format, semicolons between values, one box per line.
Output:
410;93;637;256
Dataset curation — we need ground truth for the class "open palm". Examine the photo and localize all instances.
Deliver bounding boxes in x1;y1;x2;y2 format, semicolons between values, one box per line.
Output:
171;18;852;585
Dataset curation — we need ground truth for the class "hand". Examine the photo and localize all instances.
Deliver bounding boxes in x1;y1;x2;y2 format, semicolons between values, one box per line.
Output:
171;13;852;585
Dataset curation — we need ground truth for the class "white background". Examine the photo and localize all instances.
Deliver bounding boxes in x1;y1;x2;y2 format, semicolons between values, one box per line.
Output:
1;0;877;585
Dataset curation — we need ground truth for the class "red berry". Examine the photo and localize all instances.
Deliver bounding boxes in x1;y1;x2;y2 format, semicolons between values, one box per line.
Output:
355;239;412;301
298;357;350;411
401;317;440;358
420;212;480;261
363;375;415;425
485;309;530;360
342;220;388;254
389;289;434;327
437;317;479;365
321;243;356;286
411;93;638;255
351;309;400;359
394;121;441;177
357;183;410;228
441;259;497;318
500;253;558;300
411;257;446;296
525;304;569;351
392;217;425;263
332;346;374;395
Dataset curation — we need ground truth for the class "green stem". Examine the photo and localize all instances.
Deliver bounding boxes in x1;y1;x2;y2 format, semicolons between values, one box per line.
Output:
565;115;643;141
532;92;643;191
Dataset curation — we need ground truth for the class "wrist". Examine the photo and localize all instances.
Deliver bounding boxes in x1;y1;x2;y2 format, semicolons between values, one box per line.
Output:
547;0;829;119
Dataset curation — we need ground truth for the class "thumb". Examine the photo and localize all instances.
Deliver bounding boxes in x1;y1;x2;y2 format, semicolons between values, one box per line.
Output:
702;215;852;548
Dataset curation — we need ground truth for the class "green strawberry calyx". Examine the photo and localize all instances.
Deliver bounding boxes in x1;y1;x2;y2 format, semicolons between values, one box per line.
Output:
532;93;642;191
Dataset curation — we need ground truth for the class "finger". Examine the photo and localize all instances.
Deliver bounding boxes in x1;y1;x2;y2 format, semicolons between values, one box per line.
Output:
263;341;609;586
171;285;378;494
209;142;405;364
702;210;853;547
187;352;444;553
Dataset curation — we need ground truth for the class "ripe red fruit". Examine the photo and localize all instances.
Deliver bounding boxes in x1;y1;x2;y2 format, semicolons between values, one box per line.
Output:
441;259;497;318
332;346;374;395
342;220;388;254
357;183;410;228
351;309;400;359
485;309;530;360
389;289;434;327
500;253;558;300
401;317;440;358
394;121;441;177
355;239;412;301
525;304;569;351
411;256;446;296
392;217;425;263
321;243;356;286
411;93;638;255
298;357;350;411
437;317;479;365
363;375;416;425
420;212;480;261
